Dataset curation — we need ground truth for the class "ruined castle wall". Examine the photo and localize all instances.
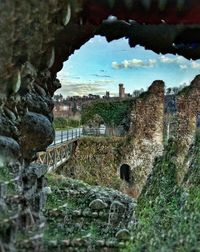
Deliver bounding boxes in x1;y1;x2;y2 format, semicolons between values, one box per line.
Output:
60;137;124;190
122;81;165;198
175;75;200;182
61;82;165;199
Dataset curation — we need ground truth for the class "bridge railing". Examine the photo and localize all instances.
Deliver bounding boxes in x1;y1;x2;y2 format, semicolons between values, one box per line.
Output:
50;128;83;147
82;127;106;136
50;126;109;147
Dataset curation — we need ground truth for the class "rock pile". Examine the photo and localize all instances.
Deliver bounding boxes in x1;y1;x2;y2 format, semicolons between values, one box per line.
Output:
42;175;136;251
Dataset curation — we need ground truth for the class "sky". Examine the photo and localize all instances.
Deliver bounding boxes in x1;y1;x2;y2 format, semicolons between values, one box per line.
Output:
56;35;200;97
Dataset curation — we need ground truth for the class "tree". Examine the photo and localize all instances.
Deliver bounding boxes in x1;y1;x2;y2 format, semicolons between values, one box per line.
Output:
166;87;172;95
81;100;131;127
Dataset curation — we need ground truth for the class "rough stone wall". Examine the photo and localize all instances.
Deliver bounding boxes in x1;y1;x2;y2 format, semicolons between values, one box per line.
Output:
175;75;200;182
0;1;83;250
42;175;136;252
60;137;124;190
62;83;165;198
122;81;165;198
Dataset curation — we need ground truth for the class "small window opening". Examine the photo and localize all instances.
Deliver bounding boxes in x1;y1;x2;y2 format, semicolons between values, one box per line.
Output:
120;164;131;183
197;113;200;128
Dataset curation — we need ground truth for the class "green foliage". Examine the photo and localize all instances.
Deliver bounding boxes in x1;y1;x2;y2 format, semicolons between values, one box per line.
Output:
53;117;80;129
125;131;200;252
126;189;200;252
81;100;132;126
0;166;11;182
61;136;124;190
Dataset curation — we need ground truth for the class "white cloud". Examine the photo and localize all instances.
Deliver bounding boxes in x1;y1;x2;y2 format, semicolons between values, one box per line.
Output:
191;61;200;69
159;55;186;64
179;64;188;69
159;55;200;70
159;55;175;63
112;58;157;69
55;79;115;97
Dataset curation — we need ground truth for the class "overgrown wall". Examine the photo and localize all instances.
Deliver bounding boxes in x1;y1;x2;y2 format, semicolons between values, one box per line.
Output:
60;137;124;190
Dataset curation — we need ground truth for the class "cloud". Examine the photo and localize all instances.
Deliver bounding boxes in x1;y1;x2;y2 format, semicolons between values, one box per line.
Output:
112;58;157;69
159;55;186;64
58;73;81;80
112;55;200;71
92;74;111;78
179;64;188;70
56;79;114;97
191;61;200;69
159;55;200;70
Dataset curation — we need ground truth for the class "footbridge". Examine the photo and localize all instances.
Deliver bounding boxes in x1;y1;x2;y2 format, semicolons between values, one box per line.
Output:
36;127;106;171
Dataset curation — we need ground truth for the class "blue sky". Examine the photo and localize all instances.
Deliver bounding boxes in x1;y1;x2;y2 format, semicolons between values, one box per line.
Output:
57;35;200;97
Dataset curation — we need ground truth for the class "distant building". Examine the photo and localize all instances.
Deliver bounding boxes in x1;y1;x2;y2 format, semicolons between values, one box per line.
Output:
119;83;125;98
105;91;110;98
53;93;102;118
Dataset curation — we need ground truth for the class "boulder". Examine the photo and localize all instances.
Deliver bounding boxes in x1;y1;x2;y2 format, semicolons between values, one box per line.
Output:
89;199;108;210
0;136;20;162
115;229;130;240
20;112;54;160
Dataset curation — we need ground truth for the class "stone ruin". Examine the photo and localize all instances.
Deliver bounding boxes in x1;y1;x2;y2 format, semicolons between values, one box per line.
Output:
120;76;200;198
0;0;200;251
121;80;165;197
175;75;200;183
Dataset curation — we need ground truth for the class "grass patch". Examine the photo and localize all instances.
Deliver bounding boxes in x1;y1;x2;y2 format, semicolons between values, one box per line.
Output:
0;166;11;182
124;131;200;252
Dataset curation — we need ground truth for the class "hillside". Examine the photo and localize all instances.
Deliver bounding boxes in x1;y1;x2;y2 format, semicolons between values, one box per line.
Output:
124;130;200;251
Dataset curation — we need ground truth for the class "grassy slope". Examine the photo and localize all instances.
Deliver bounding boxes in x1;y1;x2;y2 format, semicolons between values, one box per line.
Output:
44;131;200;251
125;131;200;252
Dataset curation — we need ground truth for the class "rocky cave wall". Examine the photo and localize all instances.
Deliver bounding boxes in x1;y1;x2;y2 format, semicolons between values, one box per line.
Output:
0;1;90;250
1;0;200;251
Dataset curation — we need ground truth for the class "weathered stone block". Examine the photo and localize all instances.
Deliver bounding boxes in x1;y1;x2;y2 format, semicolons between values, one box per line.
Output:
89;199;108;210
20;112;54;160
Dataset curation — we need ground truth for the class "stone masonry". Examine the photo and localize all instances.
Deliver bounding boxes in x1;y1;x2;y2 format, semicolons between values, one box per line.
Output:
121;81;165;198
175;75;200;182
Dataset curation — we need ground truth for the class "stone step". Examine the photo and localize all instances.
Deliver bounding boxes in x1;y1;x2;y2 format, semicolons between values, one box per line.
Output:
45;238;126;251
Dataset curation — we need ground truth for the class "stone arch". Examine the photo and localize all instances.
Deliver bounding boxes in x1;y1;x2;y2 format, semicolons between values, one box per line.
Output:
120;164;131;183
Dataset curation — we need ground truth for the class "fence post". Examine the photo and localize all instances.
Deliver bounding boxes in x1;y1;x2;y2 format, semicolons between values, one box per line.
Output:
67;130;69;141
53;149;56;171
61;131;63;143
72;129;73;139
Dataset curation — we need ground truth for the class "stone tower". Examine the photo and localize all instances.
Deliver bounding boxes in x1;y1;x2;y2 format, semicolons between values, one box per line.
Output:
119;84;125;98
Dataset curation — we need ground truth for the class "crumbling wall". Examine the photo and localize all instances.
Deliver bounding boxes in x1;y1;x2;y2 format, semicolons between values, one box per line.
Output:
122;81;165;198
60;137;124;189
175;75;200;182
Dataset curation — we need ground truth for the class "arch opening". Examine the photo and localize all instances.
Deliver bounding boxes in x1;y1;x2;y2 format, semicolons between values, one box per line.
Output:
120;164;131;183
